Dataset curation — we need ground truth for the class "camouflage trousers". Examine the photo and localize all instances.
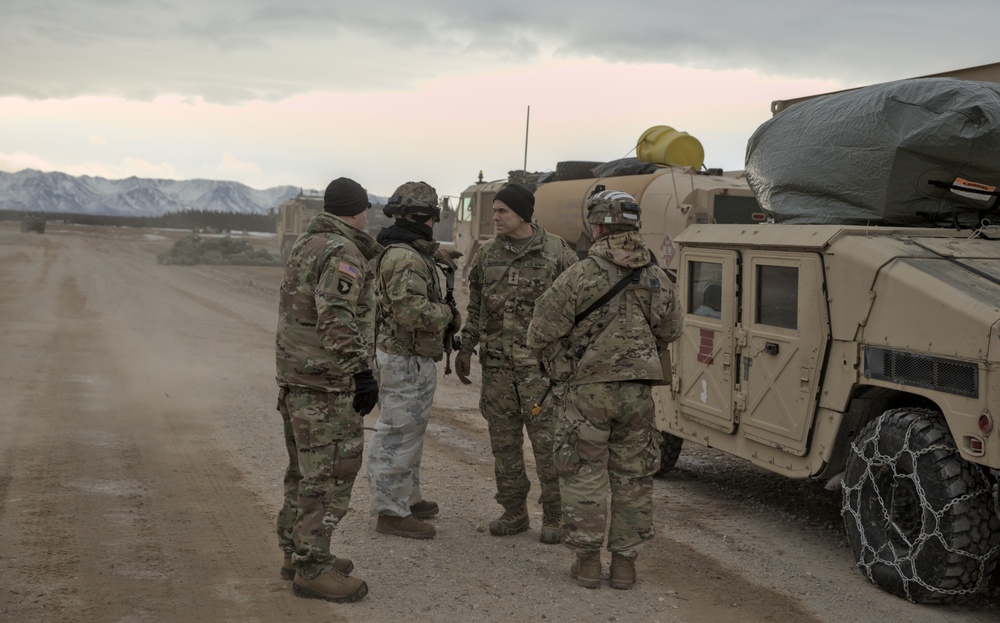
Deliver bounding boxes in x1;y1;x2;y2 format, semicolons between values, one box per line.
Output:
481;366;560;510
367;349;437;517
554;381;661;558
276;386;364;578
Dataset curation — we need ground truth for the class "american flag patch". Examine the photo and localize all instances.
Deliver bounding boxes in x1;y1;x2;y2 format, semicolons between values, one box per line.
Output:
338;262;358;278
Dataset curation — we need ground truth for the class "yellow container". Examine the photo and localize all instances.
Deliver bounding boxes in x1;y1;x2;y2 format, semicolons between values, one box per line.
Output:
636;125;705;169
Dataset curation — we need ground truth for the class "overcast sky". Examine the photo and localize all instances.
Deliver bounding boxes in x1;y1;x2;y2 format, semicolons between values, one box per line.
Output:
0;1;995;199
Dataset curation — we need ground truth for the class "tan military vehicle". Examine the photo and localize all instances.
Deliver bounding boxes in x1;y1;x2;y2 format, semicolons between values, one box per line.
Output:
452;126;763;272
657;223;1000;604
276;191;324;261
656;78;1000;605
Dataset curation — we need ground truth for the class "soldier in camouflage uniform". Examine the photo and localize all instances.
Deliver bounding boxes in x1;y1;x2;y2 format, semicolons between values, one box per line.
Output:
366;181;460;539
527;189;683;590
454;182;577;543
275;177;382;603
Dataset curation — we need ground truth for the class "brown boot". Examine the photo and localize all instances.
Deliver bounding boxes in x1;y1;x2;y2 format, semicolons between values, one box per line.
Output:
610;553;636;590
489;503;529;536
570;552;602;589
376;514;436;539
409;499;439;519
292;569;368;603
539;503;562;544
281;552;354;580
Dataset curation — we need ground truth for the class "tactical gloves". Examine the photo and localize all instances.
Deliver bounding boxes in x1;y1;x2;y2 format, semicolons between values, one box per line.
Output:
455;347;473;385
352;369;379;416
433;248;464;271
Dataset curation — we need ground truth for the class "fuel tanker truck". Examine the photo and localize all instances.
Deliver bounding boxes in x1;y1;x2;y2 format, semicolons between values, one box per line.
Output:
451;126;764;272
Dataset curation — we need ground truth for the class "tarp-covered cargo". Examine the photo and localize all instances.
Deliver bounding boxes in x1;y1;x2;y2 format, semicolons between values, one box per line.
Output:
745;78;1000;226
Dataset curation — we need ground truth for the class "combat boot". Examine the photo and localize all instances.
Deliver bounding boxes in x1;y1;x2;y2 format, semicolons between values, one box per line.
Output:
409;499;439;519
281;552;354;580
539;503;562;544
489;502;529;536
609;553;636;589
570;552;602;589
376;514;436;539
292;569;368;603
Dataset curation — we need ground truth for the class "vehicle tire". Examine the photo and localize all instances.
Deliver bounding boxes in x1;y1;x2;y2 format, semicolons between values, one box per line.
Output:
841;408;1000;604
655;433;683;478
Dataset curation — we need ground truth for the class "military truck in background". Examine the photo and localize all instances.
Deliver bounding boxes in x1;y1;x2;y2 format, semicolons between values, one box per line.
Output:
451;125;763;273
20;213;45;234
654;78;1000;604
276;190;455;261
276;191;324;260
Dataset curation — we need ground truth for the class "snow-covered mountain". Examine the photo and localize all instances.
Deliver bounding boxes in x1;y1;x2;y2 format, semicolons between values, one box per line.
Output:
0;169;307;217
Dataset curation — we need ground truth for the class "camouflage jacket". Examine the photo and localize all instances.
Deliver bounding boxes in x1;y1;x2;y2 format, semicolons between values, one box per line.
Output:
461;225;577;368
375;238;453;360
528;231;683;385
275;212;383;392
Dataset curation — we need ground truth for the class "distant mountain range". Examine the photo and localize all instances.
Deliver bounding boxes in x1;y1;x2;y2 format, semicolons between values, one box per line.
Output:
0;169;381;218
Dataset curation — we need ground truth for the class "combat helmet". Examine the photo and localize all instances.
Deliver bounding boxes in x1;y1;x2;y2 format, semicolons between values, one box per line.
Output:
586;186;641;230
384;181;441;222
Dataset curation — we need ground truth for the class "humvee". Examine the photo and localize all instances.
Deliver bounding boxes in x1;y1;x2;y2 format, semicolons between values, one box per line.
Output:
655;222;1000;604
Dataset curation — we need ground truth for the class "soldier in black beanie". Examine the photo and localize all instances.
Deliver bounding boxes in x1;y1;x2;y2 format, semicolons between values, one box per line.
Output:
323;177;371;216
455;178;578;547
493;182;535;223
274;175;380;603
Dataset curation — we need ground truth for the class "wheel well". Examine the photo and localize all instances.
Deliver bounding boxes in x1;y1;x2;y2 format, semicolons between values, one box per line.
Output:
821;388;941;476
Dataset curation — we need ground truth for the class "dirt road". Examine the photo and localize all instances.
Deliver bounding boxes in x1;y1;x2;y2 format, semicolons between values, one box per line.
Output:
1;223;997;623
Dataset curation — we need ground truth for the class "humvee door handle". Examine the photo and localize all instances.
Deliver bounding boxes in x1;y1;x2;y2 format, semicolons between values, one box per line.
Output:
764;342;779;355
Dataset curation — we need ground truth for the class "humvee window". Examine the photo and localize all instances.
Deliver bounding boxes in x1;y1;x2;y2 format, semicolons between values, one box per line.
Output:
688;261;723;318
756;265;797;329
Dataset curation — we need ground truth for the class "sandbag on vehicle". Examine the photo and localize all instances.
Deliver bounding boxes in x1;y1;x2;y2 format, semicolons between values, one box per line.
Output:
745;78;1000;226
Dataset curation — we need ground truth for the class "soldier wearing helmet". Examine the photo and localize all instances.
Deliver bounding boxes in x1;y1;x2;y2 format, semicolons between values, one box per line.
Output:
527;187;683;590
366;181;459;540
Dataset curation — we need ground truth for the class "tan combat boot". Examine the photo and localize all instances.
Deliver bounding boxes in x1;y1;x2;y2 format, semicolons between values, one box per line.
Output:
292;569;368;603
376;514;436;539
570;551;602;589
489;502;529;536
539;503;562;544
609;553;636;590
281;552;354;580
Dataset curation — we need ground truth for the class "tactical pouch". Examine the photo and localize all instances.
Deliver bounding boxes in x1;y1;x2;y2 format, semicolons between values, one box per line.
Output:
540;340;582;383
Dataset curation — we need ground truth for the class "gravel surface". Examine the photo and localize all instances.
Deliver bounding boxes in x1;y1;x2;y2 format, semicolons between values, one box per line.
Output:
1;222;997;623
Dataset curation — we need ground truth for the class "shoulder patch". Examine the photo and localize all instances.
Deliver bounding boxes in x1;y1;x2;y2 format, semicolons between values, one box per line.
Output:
337;278;353;294
338;261;359;278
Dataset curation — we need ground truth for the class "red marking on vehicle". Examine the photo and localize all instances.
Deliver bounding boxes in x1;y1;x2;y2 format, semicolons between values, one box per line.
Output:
697;328;714;365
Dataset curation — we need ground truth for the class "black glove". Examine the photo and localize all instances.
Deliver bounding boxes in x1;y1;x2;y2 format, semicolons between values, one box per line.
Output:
455;347;473;385
352;369;379;416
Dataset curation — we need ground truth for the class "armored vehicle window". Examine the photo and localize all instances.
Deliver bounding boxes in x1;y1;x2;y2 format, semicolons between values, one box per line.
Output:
688;261;723;318
458;197;473;222
756;265;797;329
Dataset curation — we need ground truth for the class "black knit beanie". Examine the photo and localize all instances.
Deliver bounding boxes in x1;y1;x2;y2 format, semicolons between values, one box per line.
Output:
323;177;370;216
494;183;535;223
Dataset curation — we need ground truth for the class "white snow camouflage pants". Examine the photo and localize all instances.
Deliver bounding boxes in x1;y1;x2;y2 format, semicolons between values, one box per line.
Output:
367;349;437;517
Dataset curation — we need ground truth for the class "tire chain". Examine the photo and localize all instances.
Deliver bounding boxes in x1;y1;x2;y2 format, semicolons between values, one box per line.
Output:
841;414;999;601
